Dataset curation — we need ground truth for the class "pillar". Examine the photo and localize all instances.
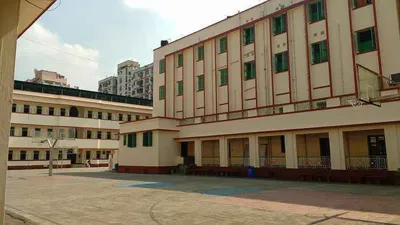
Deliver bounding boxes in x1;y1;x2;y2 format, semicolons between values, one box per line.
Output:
248;135;260;167
329;129;347;170
384;125;400;171
194;140;202;166
0;0;20;223
219;137;228;167
285;133;298;169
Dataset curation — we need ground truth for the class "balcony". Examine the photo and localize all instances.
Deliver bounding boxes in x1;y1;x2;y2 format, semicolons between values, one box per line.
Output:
9;137;119;149
11;113;120;130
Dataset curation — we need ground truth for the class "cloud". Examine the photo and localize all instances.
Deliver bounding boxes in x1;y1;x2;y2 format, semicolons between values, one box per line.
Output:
123;0;262;39
15;23;104;91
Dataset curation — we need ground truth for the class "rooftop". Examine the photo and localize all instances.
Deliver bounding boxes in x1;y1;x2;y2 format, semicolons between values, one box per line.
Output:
14;80;152;106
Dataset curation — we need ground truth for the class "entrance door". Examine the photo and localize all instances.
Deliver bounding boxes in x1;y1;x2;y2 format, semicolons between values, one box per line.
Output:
368;135;387;169
67;149;77;164
319;138;331;168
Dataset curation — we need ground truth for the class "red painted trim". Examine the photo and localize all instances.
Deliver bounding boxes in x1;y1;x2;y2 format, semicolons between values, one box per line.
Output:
348;0;359;96
120;116;180;125
355;49;377;55
254;26;259;109
303;4;313;107
313;85;331;90
182;52;185;119
203;44;206;116
285;13;292;103
118;166;175;174
227;34;230;113
164;57;167;118
193;48;196;117
371;1;383;88
276;92;290;96
18;0;57;38
269;19;275;106
214;39;218;115
219;102;228;106
172;55;176;118
119;129;179;135
239;29;244;111
197;107;205;109
324;0;334;97
245;97;257;101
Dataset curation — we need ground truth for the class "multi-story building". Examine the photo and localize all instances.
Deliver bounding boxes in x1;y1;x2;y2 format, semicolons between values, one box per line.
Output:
118;0;400;183
27;69;71;87
98;76;118;94
131;63;153;100
117;60;140;96
9;80;152;169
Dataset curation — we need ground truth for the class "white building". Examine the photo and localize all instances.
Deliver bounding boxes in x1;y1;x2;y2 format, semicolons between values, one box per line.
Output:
131;63;153;100
27;69;70;87
117;60;140;96
98;76;118;95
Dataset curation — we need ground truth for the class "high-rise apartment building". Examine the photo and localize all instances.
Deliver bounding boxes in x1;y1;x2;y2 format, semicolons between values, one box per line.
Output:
117;60;140;96
98;76;118;94
118;0;400;183
131;64;153;100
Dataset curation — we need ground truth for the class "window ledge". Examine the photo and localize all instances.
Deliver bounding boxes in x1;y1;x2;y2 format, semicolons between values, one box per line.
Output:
244;77;256;81
356;49;377;55
353;4;373;10
218;51;227;55
311;60;329;66
309;19;325;25
244;41;255;46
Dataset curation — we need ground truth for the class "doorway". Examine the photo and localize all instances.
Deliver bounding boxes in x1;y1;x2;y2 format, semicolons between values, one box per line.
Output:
319;138;331;157
67;149;77;164
69;106;79;117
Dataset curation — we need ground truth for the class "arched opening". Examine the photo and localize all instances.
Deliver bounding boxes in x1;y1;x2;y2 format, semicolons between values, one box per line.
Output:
69;106;79;117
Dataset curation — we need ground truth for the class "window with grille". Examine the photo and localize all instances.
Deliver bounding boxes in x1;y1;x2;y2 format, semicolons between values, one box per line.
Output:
274;52;289;73
198;46;204;61
36;106;42;115
355;27;376;53
243;26;255;45
311;40;328;64
23;105;29;113
244;61;256;80
273;14;287;35
143;131;153;147
197;75;204;91
127;133;137;148
12;104;16;113
177;81;183;96
220;69;228;86
49;107;54;116
177;54;183;67
220;37;227;53
308;0;325;23
159;86;165;100
159;59;165;73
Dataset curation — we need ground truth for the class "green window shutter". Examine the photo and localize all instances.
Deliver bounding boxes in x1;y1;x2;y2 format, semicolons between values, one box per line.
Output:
198;76;204;91
159;60;165;73
282;14;287;33
198;46;204;60
123;135;127;146
178;81;183;95
274;54;279;73
371;28;376;49
178;54;183;67
127;134;132;147
143;132;148;146
282;52;288;72
319;0;325;20
220;37;227;53
321;40;328;62
220;70;228;86
159;86;165;100
133;134;136;147
148;132;153;146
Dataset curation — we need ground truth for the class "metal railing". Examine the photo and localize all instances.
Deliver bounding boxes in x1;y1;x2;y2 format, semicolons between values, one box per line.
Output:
260;156;286;168
298;157;331;169
229;157;249;167
346;156;387;170
202;157;220;167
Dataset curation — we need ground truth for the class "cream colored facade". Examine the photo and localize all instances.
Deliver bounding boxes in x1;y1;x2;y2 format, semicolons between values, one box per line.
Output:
1;0;56;223
9;82;152;169
119;0;400;175
28;69;69;87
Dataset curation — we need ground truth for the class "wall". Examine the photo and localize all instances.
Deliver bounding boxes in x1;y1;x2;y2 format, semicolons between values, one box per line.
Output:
118;132;159;167
157;131;180;166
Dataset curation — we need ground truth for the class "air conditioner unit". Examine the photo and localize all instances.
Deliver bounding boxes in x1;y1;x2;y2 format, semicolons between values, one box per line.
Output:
390;73;400;86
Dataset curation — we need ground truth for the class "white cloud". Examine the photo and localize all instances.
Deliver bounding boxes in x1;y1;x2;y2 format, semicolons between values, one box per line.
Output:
123;0;262;39
15;23;104;91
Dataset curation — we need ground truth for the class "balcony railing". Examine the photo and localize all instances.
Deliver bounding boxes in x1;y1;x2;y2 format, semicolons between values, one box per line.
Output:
229;157;249;167
346;156;387;170
260;156;286;168
298;156;331;169
202;157;220;167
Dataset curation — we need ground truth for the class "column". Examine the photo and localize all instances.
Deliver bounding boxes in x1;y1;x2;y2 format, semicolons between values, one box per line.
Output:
329;129;346;170
219;137;229;167
248;135;260;167
285;133;298;169
0;0;20;223
194;140;202;166
384;125;400;171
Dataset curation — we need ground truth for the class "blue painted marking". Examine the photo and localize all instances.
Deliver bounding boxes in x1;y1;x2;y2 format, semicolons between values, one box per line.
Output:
202;188;264;196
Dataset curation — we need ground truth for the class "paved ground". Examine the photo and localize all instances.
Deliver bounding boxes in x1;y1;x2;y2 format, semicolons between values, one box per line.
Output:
5;168;400;225
5;214;27;225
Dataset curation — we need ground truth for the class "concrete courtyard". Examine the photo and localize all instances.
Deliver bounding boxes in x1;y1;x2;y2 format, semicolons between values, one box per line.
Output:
5;168;400;225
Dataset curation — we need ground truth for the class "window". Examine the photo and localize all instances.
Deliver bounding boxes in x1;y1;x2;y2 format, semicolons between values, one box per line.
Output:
143;131;153;147
61;108;66;116
96;151;101;159
108;113;112;120
159;86;166;100
47;129;53;138
352;0;372;8
159;86;165;100
280;136;286;153
128;115;131;121
220;69;228;86
123;135;127;146
311;40;328;64
97;131;102;139
58;150;63;160
46;151;50;160
136;115;140;120
12;104;16;113
220;37;227;53
107;132;111;140
10;127;14;136
20;151;27;161
98;112;103;119
8;151;13;161
355;27;376;53
244;61;256;80
87;131;92;139
88;111;93;118
49;107;54;116
86;151;91;159
198;46;204;61
159;59;165;74
273;14;287;35
23;105;30;113
197;75;204;91
177;53;183;67
127;133;137;148
119;114;123;121
34;128;41;137
243;26;255;45
274;51;289;73
36;106;42;115
33;151;40;160
308;0;325;23
316;101;327;109
177;81;184;96
22;128;28;137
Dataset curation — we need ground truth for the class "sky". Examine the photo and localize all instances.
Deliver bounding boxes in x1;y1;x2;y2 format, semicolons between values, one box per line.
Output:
15;0;261;91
